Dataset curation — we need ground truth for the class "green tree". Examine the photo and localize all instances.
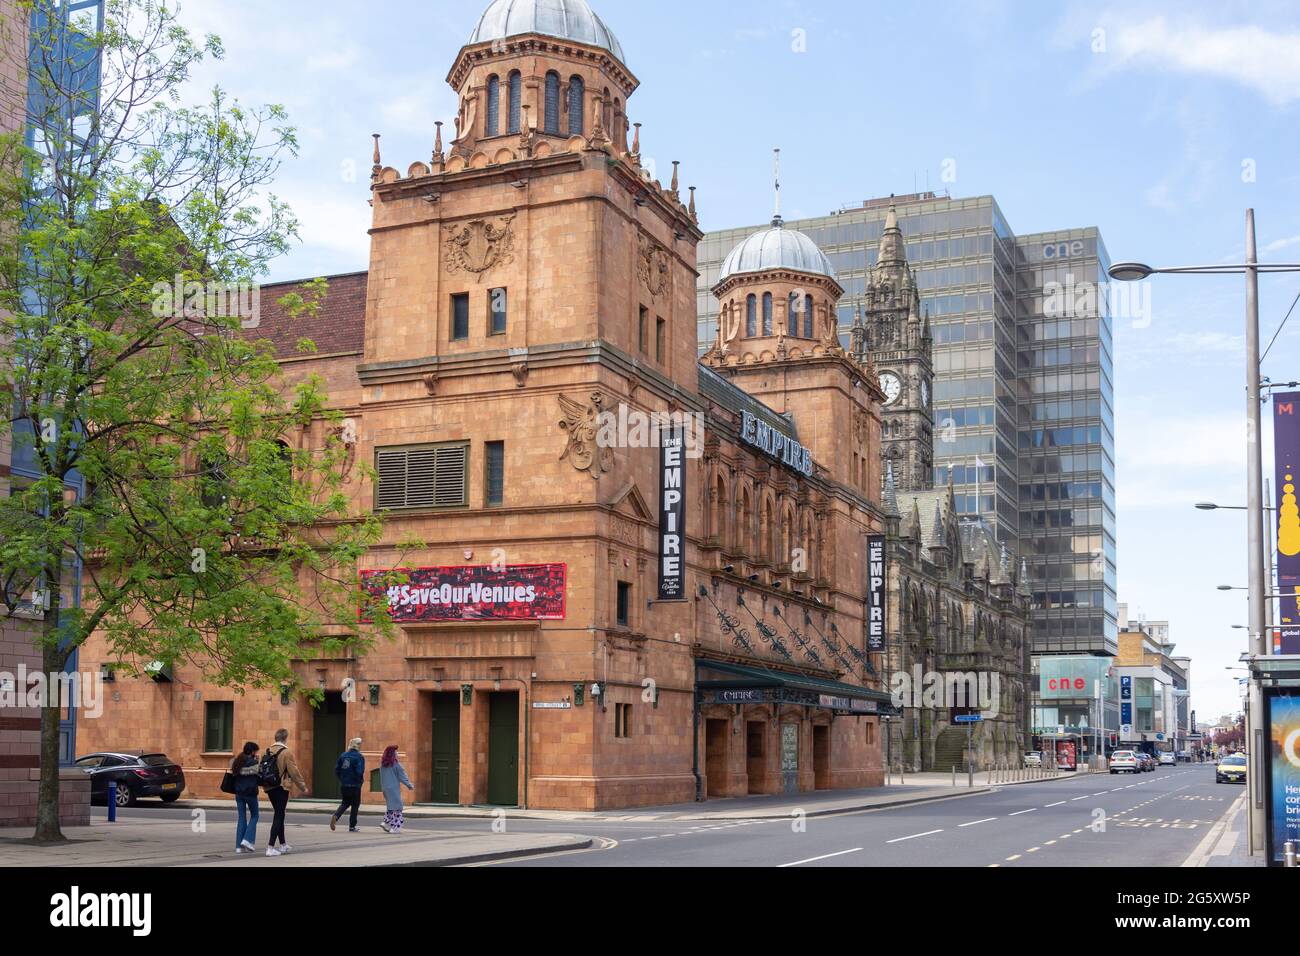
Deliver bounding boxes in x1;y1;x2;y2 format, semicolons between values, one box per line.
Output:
0;0;392;842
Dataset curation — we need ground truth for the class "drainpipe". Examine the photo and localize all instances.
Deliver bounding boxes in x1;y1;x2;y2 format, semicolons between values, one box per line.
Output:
692;669;702;802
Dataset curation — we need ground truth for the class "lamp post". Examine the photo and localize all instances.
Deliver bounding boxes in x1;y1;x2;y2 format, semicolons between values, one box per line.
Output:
1109;210;1300;857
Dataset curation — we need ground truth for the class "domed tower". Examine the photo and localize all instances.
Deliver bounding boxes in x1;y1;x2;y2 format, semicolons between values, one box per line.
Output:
450;0;636;158
854;202;934;494
703;153;885;499
365;0;701;388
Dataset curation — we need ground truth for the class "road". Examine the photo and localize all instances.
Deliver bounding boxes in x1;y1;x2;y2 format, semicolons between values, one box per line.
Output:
117;763;1238;867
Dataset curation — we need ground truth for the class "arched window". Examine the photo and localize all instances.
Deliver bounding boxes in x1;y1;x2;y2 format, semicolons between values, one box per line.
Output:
507;71;521;134
740;487;753;555
804;295;814;338
788;292;799;335
544;72;560;134
713;474;727;542
746;294;756;336
568;76;585;135
761;497;774;561
486;75;500;136
762;293;773;335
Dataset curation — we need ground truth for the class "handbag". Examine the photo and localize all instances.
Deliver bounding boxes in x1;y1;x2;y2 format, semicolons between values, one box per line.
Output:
220;771;237;795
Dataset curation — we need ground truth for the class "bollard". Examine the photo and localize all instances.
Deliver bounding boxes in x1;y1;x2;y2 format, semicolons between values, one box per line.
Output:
952;764;956;787
1285;841;1297;868
107;782;117;822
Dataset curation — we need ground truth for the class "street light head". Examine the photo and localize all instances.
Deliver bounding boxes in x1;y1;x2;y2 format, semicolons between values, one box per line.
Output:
1108;261;1155;282
1217;585;1235;591
1194;502;1219;510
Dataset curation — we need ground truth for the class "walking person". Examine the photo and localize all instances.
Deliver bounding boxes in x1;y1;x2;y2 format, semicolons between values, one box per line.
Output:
230;742;261;854
330;737;365;832
379;746;414;833
262;728;308;857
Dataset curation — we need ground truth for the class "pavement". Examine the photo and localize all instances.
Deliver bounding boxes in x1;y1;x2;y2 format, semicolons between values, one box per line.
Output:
0;817;590;868
1184;788;1267;868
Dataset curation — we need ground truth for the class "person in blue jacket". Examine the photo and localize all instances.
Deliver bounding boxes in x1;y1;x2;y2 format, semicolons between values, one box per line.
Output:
330;737;365;832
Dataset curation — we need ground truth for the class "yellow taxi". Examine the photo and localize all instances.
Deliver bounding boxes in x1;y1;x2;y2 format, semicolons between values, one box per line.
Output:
1215;752;1247;784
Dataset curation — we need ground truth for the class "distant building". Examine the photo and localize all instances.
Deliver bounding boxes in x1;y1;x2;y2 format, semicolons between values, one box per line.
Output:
1113;605;1192;754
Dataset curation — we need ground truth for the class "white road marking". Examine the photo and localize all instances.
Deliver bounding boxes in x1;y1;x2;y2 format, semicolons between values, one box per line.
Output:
1070;796;1088;801
1009;808;1036;816
959;817;997;827
1046;801;1066;807
886;828;945;844
779;847;862;867
1005;854;1022;861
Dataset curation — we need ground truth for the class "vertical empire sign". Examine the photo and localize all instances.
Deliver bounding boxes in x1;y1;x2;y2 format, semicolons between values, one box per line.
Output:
658;425;686;601
1274;392;1300;653
866;535;886;652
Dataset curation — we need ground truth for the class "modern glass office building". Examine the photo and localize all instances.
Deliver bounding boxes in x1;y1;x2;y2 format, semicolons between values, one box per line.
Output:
698;192;1118;667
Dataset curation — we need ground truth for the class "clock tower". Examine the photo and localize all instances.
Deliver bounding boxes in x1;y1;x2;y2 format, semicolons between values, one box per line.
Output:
852;203;934;493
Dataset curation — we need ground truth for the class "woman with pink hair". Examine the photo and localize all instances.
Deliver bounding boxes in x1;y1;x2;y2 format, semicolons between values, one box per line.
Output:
379;745;414;833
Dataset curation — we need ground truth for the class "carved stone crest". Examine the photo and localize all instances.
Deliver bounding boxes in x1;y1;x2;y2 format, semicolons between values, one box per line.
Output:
444;215;515;275
558;392;614;479
637;233;671;300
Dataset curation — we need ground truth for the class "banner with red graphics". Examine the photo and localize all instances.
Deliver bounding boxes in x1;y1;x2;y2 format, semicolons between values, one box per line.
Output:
360;564;566;623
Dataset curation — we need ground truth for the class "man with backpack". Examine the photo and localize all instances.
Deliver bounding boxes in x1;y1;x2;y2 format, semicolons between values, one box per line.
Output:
330;737;365;832
261;728;308;857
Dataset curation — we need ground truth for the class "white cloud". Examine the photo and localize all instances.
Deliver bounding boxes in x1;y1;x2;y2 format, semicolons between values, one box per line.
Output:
1106;16;1300;107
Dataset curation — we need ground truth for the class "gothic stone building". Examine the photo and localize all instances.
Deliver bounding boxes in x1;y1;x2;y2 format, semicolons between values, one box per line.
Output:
78;0;893;810
855;205;1032;771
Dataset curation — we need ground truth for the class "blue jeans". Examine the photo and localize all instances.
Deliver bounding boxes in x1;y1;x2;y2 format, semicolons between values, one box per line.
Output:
235;794;260;847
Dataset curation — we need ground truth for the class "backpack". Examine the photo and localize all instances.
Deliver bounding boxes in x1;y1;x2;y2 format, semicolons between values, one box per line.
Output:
257;747;283;790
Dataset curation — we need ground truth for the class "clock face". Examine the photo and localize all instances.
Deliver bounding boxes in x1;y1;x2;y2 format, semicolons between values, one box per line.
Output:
880;372;902;406
920;380;930;407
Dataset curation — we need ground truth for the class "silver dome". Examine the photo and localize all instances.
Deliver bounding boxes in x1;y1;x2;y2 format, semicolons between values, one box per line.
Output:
718;220;838;283
468;0;625;64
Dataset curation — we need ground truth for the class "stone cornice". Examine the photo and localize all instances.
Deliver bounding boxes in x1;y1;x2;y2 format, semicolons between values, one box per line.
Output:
710;268;844;300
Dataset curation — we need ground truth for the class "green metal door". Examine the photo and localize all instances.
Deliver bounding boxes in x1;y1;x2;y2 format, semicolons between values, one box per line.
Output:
487;692;519;806
311;692;346;800
431;692;460;804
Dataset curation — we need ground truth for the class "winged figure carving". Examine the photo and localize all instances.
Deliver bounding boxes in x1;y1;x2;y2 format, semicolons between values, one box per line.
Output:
557;392;613;479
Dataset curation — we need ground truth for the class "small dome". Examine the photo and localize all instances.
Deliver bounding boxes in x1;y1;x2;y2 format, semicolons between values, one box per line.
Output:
718;220;837;284
468;0;625;65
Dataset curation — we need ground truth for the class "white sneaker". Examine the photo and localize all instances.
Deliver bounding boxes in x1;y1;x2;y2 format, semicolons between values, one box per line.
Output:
240;839;255;851
279;844;292;854
265;846;282;857
380;821;390;833
235;847;247;854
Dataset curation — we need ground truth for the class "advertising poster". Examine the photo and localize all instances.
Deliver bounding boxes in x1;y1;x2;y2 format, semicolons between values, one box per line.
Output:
359;564;566;623
866;535;886;651
1268;691;1300;865
658;425;686;601
1055;739;1077;771
1274;392;1300;652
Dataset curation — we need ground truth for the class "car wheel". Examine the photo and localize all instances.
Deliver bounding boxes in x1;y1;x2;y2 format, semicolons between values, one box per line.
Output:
114;783;135;808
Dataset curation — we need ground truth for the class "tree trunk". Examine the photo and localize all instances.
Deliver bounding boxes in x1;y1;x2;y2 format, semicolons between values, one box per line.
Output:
33;638;65;842
32;545;67;843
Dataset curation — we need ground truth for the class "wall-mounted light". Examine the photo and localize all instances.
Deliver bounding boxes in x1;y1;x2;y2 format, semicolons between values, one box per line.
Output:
369;683;380;706
573;683;585;707
280;685;290;706
461;684;473;707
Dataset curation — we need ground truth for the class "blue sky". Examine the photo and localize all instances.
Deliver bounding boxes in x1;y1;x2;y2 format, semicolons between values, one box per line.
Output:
174;0;1300;723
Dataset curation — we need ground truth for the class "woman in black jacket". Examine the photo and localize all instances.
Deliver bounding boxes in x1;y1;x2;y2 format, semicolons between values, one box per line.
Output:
231;742;261;854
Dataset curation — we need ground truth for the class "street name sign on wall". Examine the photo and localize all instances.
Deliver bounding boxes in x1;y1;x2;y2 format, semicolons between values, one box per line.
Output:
866;535;886;651
658;425;686;601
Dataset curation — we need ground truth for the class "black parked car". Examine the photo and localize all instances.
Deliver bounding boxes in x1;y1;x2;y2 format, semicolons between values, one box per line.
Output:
75;752;185;807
